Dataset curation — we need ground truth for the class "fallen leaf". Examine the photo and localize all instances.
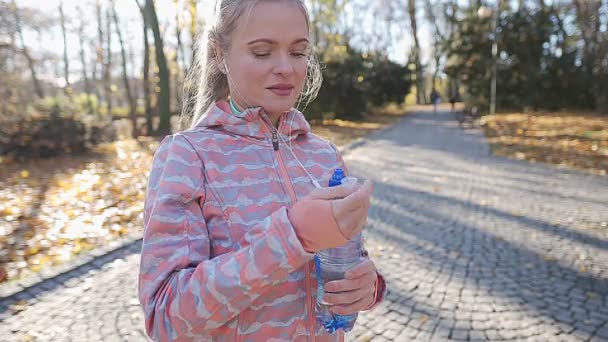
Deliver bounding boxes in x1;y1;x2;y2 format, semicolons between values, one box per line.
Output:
543;255;557;262
586;292;598;300
10;300;28;312
0;266;7;282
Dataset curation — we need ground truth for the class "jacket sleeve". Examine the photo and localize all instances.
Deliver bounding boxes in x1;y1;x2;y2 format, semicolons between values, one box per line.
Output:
329;142;387;310
138;134;314;341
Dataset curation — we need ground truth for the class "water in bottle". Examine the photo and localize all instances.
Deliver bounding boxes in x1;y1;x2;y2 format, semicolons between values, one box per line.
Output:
314;168;363;333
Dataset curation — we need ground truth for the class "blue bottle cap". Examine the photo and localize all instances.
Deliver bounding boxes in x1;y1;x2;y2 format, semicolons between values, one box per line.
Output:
329;168;346;187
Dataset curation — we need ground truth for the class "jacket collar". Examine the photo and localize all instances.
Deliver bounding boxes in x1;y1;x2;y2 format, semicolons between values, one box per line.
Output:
193;100;311;141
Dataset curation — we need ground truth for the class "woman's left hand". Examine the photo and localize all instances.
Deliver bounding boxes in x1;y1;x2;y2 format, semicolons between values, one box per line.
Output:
323;258;377;316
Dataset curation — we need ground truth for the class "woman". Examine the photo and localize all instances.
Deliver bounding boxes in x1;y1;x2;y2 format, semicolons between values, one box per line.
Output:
138;0;386;340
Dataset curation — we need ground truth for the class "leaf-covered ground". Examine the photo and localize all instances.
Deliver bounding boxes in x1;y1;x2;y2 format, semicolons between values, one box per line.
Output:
482;111;608;175
0;138;158;283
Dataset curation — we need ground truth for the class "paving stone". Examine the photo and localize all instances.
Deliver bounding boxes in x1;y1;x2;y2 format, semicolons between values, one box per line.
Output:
596;325;608;339
451;329;469;340
484;329;502;340
468;330;487;341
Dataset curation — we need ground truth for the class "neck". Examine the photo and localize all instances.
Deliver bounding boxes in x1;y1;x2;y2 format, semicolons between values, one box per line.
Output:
229;97;281;128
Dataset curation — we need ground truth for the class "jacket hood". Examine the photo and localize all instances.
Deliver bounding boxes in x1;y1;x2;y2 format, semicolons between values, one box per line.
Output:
192;100;311;141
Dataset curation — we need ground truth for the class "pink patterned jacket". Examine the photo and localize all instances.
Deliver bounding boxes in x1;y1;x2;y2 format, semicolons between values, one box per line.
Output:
138;101;386;341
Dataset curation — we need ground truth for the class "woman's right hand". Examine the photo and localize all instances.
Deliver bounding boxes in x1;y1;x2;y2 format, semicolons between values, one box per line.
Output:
288;180;374;252
307;180;373;240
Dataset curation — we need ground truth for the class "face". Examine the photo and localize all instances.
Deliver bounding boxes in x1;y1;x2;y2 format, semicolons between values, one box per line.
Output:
222;0;310;119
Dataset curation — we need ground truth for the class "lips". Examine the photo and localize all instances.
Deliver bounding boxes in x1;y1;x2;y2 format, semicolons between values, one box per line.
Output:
267;84;294;96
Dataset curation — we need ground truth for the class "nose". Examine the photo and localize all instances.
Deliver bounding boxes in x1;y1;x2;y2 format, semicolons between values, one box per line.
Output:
273;54;295;77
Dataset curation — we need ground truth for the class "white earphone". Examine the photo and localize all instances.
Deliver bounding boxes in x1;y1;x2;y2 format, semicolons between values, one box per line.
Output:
222;59;229;74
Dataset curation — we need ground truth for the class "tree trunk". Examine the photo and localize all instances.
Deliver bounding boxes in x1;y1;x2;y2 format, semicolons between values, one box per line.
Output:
94;0;104;116
176;0;188;76
310;0;324;60
174;0;184;111
77;6;94;114
424;0;446;92
408;0;426;104
59;0;71;95
538;0;546;11
446;0;459;101
145;0;171;135
136;0;154;135
12;0;44;99
104;8;113;117
188;0;198;65
573;0;606;113
111;0;137;138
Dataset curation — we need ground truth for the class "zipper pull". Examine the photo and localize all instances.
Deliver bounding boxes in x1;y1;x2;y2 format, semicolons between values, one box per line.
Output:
272;132;279;151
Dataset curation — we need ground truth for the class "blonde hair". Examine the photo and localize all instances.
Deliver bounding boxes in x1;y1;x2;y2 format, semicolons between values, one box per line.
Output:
178;0;322;131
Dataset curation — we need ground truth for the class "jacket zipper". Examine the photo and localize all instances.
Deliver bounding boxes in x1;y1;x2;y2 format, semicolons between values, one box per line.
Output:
263;117;317;342
272;131;279;151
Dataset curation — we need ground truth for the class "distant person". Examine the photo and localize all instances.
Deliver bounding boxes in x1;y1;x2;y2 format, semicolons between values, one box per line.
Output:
449;93;456;112
430;88;440;113
449;89;461;112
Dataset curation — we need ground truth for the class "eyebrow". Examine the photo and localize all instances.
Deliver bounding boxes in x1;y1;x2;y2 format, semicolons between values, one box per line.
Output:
247;38;310;46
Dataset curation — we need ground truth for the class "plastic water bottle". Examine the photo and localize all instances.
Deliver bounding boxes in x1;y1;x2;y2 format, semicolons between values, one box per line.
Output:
314;168;362;333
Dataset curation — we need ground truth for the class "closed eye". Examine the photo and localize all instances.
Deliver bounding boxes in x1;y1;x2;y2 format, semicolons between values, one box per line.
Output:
253;52;271;58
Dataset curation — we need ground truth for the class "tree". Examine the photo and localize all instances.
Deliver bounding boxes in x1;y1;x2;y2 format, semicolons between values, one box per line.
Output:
104;7;113;117
111;0;137;137
424;0;448;91
11;0;44;99
408;0;426;104
174;0;186;111
77;5;94;114
188;0;198;62
573;0;608;114
444;2;495;111
308;0;352;62
143;0;171;135
442;0;606;113
93;0;104;116
59;0;70;95
175;0;188;76
136;0;153;135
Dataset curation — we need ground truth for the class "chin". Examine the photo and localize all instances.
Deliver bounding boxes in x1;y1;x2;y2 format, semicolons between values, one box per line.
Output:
265;101;296;115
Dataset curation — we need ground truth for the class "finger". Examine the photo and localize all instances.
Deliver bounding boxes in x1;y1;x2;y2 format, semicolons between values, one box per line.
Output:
324;285;370;306
344;180;372;208
345;259;375;280
338;206;370;238
324;278;360;293
330;296;373;316
334;180;373;213
307;183;358;201
338;218;366;241
324;271;375;293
